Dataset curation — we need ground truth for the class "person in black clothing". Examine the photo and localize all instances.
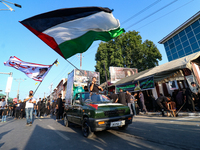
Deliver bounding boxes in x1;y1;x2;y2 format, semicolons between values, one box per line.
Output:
116;89;126;105
90;77;103;93
156;95;171;116
46;99;51;116
56;93;63;121
20;101;25;119
110;90;118;103
37;98;42;117
185;82;196;112
15;100;22;119
40;99;45;118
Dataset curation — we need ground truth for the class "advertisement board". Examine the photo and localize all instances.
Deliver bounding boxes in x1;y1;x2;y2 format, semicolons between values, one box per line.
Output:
109;67;138;83
116;76;154;92
5;77;13;93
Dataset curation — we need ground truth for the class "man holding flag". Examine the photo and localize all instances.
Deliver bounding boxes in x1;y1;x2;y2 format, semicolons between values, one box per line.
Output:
24;90;36;126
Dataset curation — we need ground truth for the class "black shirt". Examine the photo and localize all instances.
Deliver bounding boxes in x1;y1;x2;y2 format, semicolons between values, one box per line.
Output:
118;92;126;105
90;83;100;93
110;93;118;102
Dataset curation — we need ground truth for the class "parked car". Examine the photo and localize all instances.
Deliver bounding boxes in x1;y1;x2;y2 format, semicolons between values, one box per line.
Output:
63;92;133;138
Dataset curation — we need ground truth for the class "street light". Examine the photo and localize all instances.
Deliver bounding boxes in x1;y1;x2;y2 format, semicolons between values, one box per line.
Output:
0;0;21;11
14;78;26;100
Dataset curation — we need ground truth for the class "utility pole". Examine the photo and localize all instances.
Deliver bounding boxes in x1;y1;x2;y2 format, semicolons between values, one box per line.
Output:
76;54;83;69
14;78;26;100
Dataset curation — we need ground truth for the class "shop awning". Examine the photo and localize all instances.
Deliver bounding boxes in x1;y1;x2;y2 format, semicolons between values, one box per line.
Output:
112;52;200;86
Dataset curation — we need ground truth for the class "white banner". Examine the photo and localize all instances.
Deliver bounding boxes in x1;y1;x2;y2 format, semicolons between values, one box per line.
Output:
5;77;13;92
4;56;52;82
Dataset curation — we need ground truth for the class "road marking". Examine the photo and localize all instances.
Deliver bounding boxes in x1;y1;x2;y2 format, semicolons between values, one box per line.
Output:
47;125;70;141
170;116;200;122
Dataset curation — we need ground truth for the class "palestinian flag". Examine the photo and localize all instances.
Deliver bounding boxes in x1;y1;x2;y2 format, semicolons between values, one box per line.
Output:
20;7;125;59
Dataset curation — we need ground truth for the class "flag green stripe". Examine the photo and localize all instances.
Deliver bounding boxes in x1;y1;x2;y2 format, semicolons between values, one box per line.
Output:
58;28;125;59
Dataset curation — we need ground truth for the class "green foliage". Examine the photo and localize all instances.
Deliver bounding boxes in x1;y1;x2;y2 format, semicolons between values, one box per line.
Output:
95;30;162;84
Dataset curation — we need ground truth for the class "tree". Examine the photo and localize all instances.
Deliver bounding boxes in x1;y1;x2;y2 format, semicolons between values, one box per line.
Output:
95;30;162;84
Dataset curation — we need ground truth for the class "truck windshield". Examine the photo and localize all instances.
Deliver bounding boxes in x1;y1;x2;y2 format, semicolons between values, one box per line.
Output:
82;93;110;103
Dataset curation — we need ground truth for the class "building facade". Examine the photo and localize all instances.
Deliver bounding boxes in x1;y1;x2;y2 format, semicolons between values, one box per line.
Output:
159;11;200;61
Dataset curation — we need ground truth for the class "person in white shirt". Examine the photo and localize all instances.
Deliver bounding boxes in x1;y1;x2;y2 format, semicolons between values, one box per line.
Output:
0;97;7;119
24;90;36;126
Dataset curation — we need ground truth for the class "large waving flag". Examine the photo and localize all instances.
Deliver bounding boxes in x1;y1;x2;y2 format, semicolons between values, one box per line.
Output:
20;7;125;59
4;56;53;82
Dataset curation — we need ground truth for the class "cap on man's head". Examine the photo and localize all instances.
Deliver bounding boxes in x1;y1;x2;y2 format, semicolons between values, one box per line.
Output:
191;82;196;85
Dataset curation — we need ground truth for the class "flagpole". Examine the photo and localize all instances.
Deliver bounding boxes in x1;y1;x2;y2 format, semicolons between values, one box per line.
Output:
33;59;57;96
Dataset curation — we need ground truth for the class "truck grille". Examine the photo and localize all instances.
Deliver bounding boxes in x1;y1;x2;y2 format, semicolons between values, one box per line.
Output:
104;109;125;116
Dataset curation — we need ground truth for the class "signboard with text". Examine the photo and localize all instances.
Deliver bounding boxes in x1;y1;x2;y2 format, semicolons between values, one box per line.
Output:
116;76;154;92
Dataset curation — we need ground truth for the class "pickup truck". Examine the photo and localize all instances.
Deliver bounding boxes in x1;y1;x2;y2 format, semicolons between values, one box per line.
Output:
63;92;133;138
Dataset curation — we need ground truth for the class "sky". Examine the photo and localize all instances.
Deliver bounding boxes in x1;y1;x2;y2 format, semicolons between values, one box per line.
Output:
0;0;199;100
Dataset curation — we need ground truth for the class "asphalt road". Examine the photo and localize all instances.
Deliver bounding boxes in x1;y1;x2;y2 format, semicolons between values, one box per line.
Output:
0;115;200;150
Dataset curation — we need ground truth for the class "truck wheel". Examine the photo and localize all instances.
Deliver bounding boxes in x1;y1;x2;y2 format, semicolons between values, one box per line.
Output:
82;118;94;138
64;116;69;127
118;124;128;130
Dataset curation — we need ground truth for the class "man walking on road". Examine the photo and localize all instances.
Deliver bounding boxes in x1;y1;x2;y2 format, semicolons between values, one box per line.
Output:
24;90;36;126
139;91;148;114
56;93;63;121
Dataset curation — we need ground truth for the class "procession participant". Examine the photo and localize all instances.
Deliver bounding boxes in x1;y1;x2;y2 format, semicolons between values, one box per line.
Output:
126;91;134;115
15;100;22;119
185;82;197;112
110;89;118;103
139;91;148;114
24;90;36;126
37;98;42;117
0;98;7;120
90;77;103;93
130;92;138;116
56;93;63;121
116;89;126;105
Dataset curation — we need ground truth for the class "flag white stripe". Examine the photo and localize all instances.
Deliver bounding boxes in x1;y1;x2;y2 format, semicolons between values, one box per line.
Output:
43;11;120;45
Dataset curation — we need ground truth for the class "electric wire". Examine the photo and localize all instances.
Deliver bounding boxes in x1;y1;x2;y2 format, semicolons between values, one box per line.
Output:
121;0;161;25
126;0;178;30
136;0;194;30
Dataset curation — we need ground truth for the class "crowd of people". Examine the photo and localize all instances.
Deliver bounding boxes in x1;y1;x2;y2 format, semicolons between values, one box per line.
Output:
0;90;65;125
106;82;200;117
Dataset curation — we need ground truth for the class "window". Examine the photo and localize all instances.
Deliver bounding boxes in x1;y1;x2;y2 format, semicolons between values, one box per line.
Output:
166;50;171;56
191;42;199;50
178;50;185;57
191;20;200;29
173;35;179;41
187;31;194;38
165;46;169;51
175;39;181;46
194;25;200;35
172;53;178;59
196;33;200;41
169;43;175;49
189;37;196;44
193;48;200;53
179;30;185;37
168;55;172;61
168;38;173;44
180;35;187;42
171;48;176;54
185;26;192;33
176;44;183;51
182;41;189;47
184;46;192;54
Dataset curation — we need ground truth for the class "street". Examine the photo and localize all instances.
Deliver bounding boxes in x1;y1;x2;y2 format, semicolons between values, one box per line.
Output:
0;115;200;150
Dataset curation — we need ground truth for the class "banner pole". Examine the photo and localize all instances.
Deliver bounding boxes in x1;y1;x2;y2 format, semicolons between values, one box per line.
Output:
33;59;57;96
